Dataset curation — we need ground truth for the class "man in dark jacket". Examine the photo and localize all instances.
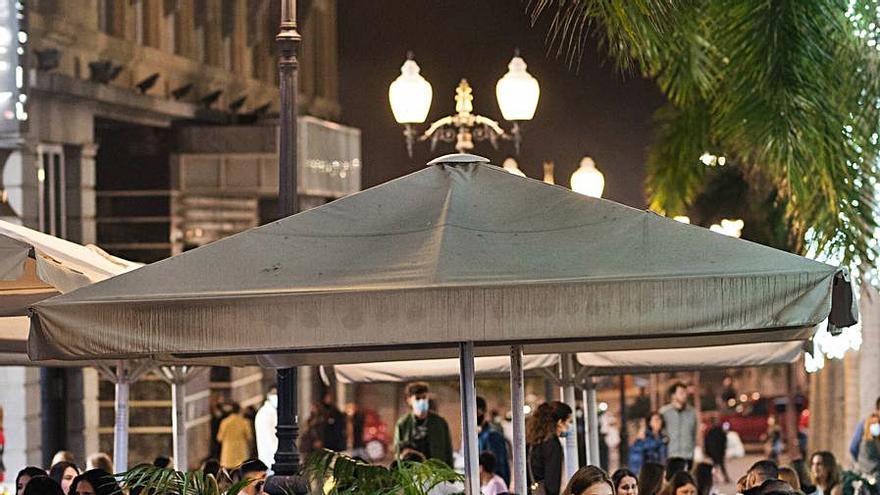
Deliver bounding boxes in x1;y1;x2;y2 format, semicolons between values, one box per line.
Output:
393;382;453;466
477;396;510;485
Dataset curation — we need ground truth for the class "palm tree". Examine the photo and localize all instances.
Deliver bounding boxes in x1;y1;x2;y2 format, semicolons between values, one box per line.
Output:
529;0;880;278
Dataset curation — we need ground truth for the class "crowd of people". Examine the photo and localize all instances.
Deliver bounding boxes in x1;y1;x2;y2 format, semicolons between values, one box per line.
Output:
12;453;269;495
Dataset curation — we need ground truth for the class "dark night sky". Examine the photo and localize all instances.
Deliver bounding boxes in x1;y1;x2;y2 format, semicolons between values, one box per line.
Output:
336;1;666;208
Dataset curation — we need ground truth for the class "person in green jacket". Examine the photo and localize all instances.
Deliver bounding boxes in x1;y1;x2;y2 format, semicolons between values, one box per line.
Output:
394;382;454;467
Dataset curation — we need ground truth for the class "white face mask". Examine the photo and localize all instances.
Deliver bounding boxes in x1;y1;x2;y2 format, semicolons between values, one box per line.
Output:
870;423;880;437
268;393;278;409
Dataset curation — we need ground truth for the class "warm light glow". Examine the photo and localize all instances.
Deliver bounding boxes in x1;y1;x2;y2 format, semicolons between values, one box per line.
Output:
502;157;526;177
389;58;433;124
709;218;744;238
570;156;605;198
673;216;691;224
496;55;540;121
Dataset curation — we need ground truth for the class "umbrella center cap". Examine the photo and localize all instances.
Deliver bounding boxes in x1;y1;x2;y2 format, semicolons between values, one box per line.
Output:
427;153;490;166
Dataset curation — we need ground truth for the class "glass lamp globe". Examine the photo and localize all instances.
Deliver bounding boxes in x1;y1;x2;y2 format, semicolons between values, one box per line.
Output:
502;157;526;177
389;57;433;124
570;156;605;198
495;54;540;121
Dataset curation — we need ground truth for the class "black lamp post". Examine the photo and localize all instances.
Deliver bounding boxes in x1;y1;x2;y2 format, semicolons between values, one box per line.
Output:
265;1;308;493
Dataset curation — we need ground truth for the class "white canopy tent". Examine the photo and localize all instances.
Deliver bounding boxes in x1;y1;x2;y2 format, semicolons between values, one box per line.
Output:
28;155;856;494
0;221;144;471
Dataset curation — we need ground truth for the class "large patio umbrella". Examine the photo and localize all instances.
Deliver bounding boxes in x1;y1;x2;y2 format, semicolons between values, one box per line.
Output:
28;155;856;494
0;220;144;471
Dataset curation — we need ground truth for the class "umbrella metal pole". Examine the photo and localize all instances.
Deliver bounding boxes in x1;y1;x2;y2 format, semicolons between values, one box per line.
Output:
171;372;189;471
510;345;527;494
459;342;479;495
114;360;130;472
585;376;600;467
581;388;592;465
559;353;580;479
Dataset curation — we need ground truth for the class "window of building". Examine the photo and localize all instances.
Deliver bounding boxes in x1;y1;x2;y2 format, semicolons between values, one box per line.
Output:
134;0;144;45
163;0;178;54
97;0;116;36
37;144;66;238
221;0;235;70
194;0;207;63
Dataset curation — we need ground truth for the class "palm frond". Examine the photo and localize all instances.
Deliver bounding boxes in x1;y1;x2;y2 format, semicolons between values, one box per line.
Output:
116;465;253;495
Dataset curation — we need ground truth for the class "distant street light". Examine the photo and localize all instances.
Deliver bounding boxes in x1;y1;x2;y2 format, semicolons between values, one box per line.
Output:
389;51;540;157
570;156;605;198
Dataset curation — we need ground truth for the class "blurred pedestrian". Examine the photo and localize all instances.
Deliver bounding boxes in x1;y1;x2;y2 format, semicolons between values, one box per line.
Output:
50;452;74;468
777;467;801;492
661;471;697;495
745;460;778;491
856;414;880;478
217;403;255;469
810;452;841;495
210;395;232;458
850;397;880;463
69;469;119;495
320;393;347;452
393;382;453;466
660;382;696;466
638;463;665;495
666;458;689;482
692;463;714;495
563;465;614;495
629;412;668;474
528;401;573;495
704;417;729;483
23;476;63;495
477;396;510;485
255;388;277;468
612;468;638;495
479;451;508;495
16;467;45;495
85;453;113;474
48;462;80;495
236;459;267;495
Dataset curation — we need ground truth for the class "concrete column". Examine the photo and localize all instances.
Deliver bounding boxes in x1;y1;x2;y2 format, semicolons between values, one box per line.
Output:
204;0;223;67
860;285;880;418
0;366;42;475
81;368;101;459
3;145;40;228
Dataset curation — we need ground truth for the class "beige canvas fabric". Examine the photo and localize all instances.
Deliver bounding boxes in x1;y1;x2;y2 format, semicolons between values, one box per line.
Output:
28;160;853;365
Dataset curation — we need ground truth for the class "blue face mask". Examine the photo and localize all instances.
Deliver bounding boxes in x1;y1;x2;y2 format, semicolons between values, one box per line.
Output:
559;422;574;438
412;398;430;415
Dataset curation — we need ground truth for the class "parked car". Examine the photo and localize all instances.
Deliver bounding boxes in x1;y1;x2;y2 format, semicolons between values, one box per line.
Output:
703;395;808;444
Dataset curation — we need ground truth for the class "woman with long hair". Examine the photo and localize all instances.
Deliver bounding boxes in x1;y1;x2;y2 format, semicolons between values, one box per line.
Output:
15;467;45;495
528;401;573;495
856;414;880;477
48;462;80;495
637;463;666;495
612;468;638;495
564;466;614;495
628;412;668;474
810;451;843;495
660;471;697;495
692;463;714;495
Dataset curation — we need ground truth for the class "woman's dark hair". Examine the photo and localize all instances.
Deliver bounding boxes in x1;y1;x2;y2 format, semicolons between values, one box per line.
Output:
663;471;697;495
23;476;64;495
16;467;46;495
639;463;666;495
48;462;80;486
811;451;841;490
646;412;665;434
665;457;689;482
69;469;120;495
526;401;573;444
613;469;638;493
479;451;497;473
791;458;816;493
200;458;221;478
693;463;714;495
563;465;613;495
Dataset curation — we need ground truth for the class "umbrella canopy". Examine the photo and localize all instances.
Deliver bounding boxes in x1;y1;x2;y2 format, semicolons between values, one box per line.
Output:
28;156;856;365
330;341;804;383
0;220;141;358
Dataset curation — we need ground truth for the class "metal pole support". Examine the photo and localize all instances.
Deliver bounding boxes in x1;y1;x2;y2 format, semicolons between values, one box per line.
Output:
459;342;479;495
559;353;580;480
510;345;527;494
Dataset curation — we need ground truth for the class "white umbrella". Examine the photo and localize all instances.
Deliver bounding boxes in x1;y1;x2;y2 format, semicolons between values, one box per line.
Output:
28;155;856;494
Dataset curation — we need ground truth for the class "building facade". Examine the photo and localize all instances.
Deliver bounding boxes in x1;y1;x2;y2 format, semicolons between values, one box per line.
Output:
0;0;359;474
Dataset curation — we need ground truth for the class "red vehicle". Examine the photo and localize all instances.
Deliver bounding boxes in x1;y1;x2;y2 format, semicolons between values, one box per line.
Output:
703;395;808;444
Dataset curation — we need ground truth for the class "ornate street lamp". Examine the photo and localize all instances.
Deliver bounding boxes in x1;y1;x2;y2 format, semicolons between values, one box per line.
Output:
570;156;605;198
389;51;540;157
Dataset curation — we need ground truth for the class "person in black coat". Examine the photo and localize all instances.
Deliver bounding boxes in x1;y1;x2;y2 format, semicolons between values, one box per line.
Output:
704;416;730;483
528;401;574;495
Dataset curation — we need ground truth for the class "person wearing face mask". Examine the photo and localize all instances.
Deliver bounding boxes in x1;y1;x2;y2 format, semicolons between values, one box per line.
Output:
851;397;880;463
477;396;510;486
527;401;573;495
393;382;453;466
857;414;880;477
255;387;278;468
